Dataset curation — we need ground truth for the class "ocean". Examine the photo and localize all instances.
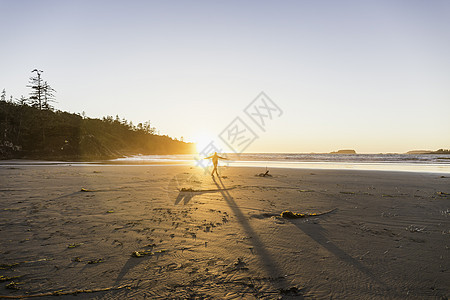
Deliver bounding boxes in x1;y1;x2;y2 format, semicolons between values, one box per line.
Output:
112;153;450;174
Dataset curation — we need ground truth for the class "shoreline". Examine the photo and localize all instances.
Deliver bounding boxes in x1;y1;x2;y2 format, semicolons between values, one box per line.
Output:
1;158;450;175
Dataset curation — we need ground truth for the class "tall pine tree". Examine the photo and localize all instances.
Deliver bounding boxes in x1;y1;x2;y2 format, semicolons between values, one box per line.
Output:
27;69;56;110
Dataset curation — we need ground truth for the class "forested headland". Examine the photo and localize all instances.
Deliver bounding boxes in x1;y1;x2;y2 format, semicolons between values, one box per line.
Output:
0;70;195;160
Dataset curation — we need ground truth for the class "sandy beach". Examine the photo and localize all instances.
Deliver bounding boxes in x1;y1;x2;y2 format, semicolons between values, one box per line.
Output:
0;164;449;299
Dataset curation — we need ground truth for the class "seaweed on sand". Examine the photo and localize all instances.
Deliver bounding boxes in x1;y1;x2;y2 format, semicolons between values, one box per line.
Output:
67;243;83;248
87;258;104;264
281;211;317;218
131;249;167;258
180;187;198;192
5;281;22;290
0;275;22;282
280;208;337;219
131;250;153;257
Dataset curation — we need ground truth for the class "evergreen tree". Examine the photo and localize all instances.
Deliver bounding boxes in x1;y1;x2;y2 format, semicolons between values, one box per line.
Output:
17;96;28;106
27;69;56;110
27;69;44;109
42;81;56;110
0;89;6;102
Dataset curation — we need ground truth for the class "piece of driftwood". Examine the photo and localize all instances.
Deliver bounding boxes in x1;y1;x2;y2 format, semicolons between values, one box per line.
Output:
256;170;272;177
280;208;337;219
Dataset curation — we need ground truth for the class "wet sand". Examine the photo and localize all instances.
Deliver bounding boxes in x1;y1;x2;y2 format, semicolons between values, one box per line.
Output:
0;165;449;299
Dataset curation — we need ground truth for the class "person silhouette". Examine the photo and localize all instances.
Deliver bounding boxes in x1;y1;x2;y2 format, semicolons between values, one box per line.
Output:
204;152;227;177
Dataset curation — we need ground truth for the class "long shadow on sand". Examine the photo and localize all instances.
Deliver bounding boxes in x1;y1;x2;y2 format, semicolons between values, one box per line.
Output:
174;187;235;205
114;250;167;287
213;176;293;293
291;220;386;288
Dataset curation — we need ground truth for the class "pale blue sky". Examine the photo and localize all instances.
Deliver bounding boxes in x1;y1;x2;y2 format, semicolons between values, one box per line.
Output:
1;0;449;153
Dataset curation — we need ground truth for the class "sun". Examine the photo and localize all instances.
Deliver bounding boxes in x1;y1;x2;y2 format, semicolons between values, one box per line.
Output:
192;132;217;155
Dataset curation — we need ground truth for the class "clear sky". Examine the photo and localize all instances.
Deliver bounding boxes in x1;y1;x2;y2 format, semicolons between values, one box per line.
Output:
1;0;449;153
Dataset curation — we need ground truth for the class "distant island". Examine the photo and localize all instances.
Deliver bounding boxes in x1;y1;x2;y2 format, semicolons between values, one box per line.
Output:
330;149;356;154
407;149;450;154
0;100;195;161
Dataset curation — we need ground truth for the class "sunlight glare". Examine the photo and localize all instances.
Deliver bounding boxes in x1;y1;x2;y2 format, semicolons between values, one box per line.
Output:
193;132;217;155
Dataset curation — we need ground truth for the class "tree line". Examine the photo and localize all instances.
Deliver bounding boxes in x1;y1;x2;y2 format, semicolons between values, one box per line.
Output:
0;70;194;160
